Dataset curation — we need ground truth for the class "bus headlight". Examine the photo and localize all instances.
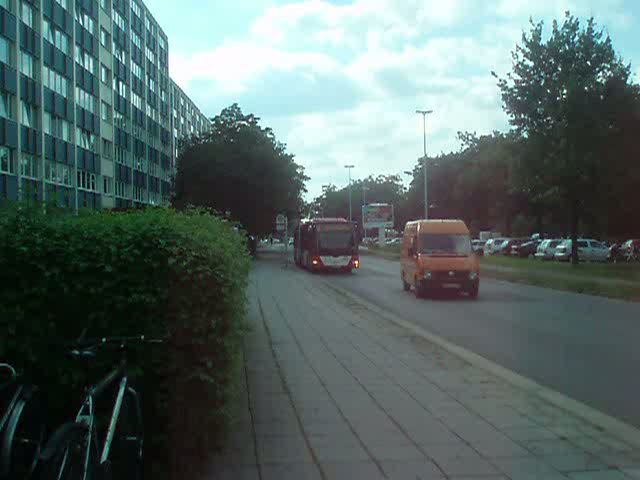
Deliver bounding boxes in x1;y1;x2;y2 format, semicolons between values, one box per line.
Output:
424;272;432;280
469;271;478;281
353;259;359;268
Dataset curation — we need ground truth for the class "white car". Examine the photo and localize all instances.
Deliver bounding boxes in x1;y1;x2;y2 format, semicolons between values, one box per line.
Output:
534;239;562;260
555;239;609;262
484;238;505;255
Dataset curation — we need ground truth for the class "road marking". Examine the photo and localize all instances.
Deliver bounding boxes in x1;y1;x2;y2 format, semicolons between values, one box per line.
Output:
324;282;640;450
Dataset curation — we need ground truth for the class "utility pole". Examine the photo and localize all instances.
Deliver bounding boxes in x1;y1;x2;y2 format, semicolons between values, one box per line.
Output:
344;165;354;222
362;185;369;206
415;109;433;219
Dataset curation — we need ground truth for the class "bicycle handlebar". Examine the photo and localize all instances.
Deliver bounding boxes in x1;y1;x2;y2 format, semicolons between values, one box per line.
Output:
70;335;167;350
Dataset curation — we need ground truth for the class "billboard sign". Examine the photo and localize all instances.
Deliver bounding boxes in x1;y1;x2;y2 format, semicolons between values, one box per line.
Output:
362;203;394;229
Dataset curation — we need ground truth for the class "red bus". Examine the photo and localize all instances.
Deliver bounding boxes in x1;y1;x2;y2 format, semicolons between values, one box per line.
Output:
293;218;359;272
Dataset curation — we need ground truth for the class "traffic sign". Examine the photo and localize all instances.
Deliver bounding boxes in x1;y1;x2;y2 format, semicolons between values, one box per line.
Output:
276;214;287;232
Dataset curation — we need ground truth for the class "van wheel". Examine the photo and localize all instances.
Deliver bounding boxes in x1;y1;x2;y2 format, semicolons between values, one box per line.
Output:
402;273;410;291
414;278;424;299
468;284;479;300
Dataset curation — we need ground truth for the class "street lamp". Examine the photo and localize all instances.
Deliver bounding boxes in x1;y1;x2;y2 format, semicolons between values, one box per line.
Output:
416;109;433;219
344;165;354;222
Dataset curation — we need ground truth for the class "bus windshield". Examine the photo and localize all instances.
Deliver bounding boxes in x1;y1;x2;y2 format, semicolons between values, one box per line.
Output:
419;234;471;256
316;225;355;252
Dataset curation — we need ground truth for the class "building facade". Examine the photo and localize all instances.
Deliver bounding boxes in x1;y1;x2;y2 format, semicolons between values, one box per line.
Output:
0;0;209;209
170;80;209;166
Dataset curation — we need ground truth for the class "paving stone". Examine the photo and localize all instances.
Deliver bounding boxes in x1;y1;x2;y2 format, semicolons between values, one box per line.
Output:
467;433;531;458
522;438;586;456
379;459;445;479
253;421;302;437
256;434;313;464
621;468;640;478
542;453;608;472
598;451;640;469
210;446;257;466
260;462;323;480
568;471;630;479
310;443;371;462
433;455;501;477
502;426;559;442
320;461;386;480
491;456;569;479
206;464;260;480
366;443;427;461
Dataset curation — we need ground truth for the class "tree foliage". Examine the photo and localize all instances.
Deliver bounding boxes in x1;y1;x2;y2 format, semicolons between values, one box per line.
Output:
493;13;637;262
172;104;309;235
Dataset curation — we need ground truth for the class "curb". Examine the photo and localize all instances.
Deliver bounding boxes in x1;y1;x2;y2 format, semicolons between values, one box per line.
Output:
325;282;640;450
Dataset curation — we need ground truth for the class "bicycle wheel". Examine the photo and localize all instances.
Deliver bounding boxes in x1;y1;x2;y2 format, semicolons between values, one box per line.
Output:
0;386;46;480
34;423;97;480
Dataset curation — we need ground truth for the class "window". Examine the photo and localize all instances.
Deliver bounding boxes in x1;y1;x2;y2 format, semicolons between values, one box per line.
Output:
0;91;13;119
115;180;126;197
133;185;143;202
131;92;142;109
100;28;110;49
77;170;97;191
0;36;13;66
44;21;71;54
20;1;32;28
75;86;95;113
75;10;95;34
19;50;34;78
100;0;108;12
130;60;142;80
0;146;14;174
131;30;141;48
100;64;110;85
130;0;140;17
0;0;10;11
100;101;111;122
75;127;96;152
117;80;127;97
102;139;112;159
113;9;126;30
42;66;70;98
103;176;113;195
45;160;72;186
54;0;68;11
20;101;37;128
75;46;95;74
20;154;38;179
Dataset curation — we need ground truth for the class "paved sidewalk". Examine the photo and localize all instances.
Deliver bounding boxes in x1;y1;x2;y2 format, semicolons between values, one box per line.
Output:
208;255;640;479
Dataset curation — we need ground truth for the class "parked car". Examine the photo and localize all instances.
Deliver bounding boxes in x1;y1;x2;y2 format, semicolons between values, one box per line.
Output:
503;238;527;256
472;239;485;256
554;239;610;262
534;239;562;260
621;239;640;262
515;240;541;258
493;239;512;255
484;238;505;255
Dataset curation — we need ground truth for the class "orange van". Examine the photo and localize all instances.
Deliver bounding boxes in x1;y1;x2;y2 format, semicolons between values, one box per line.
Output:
400;219;480;299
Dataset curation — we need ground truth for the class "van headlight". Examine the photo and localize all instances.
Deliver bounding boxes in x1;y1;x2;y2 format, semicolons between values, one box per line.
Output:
469;271;478;281
424;272;432;280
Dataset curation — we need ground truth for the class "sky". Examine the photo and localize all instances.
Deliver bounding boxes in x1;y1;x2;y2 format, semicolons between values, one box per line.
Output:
146;0;640;200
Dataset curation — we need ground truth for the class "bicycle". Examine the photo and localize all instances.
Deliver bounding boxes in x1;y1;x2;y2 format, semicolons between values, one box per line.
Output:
34;335;165;480
0;363;46;480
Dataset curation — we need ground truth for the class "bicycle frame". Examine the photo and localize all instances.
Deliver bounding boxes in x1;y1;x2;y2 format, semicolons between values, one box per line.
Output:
72;362;141;477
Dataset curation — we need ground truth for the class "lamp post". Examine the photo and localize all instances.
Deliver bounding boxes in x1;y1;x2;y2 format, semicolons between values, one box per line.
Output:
415;109;433;219
344;165;354;222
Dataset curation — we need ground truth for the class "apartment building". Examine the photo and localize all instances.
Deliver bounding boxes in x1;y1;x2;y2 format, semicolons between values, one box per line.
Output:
170;80;209;166
0;0;209;209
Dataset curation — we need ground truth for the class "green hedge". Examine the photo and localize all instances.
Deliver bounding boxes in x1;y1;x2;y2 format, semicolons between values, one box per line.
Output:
0;204;251;478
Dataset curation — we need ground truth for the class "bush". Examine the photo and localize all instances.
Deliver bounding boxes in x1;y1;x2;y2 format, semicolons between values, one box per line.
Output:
0;204;251;479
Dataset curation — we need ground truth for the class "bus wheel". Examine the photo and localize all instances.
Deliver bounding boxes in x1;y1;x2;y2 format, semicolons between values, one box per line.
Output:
414;278;424;299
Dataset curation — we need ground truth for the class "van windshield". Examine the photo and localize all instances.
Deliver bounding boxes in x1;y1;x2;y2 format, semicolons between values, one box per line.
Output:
419;234;472;256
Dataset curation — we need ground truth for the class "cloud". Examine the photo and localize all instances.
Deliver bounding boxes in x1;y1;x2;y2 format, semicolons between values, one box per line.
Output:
171;0;638;200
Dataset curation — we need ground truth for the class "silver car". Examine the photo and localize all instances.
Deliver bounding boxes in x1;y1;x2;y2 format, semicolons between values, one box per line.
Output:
534;239;562;260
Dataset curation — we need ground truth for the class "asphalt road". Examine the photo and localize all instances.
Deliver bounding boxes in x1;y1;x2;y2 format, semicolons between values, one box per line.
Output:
262;245;640;430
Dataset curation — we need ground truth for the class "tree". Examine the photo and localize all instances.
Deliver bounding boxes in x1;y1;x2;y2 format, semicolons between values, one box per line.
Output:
494;13;634;264
172;104;308;235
